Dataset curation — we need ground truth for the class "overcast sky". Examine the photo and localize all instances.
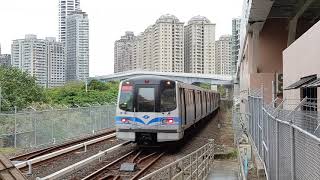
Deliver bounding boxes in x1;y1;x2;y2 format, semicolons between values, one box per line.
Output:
0;0;243;76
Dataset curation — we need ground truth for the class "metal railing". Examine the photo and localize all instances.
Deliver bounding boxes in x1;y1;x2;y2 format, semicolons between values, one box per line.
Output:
247;91;320;180
0;104;116;149
140;139;214;180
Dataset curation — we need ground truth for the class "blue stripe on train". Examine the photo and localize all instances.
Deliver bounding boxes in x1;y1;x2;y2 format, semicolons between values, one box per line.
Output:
115;116;181;125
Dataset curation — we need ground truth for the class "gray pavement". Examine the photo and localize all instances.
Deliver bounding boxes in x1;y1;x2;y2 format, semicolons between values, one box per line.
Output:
207;160;239;180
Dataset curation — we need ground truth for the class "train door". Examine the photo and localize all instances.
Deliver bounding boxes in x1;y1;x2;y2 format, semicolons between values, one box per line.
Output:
204;92;207;115
134;84;159;128
184;90;190;126
200;91;203;118
192;90;196;122
206;92;210;114
179;88;186;126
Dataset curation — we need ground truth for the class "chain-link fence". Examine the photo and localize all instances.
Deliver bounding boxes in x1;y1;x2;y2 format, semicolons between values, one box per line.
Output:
232;101;250;180
247;91;320;180
0;104;116;149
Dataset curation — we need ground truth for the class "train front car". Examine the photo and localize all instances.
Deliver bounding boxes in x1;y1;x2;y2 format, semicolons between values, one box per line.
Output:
115;76;182;144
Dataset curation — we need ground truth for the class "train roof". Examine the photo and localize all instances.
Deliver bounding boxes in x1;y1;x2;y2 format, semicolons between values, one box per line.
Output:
124;75;174;82
122;75;218;93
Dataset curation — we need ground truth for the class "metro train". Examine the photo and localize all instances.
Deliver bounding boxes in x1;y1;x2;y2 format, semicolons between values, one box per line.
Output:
115;75;220;144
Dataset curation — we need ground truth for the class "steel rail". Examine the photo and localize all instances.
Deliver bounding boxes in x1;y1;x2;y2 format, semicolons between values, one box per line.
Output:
81;150;136;180
11;129;115;161
15;133;116;169
38;142;130;180
130;152;165;180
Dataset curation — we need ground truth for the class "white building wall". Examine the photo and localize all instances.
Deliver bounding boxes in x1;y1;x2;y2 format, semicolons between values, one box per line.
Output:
283;20;320;103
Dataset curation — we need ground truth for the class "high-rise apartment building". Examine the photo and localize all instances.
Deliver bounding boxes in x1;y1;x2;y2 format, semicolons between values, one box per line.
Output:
232;18;241;75
114;32;136;73
46;37;66;87
58;0;80;43
215;35;232;75
153;14;184;72
11;35;65;87
184;16;216;74
132;35;143;70
0;44;11;67
66;10;89;81
114;14;184;73
0;54;11;67
142;26;154;71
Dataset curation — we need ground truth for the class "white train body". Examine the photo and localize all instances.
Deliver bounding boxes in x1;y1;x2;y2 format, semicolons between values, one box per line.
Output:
115;76;220;144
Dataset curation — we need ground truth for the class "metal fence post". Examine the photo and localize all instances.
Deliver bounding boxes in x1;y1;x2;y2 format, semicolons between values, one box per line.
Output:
107;106;110;128
209;139;214;167
90;105;94;134
196;151;198;180
14;106;17;148
34;111;37;146
51;114;55;144
291;125;296;180
276;119;279;180
99;106;102;130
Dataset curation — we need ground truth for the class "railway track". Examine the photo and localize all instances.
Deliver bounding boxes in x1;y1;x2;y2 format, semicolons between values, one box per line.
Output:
38;142;131;180
82;148;165;180
10;129;115;162
10;129;117;175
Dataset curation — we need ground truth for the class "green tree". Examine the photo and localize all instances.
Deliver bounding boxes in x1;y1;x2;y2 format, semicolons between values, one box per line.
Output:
88;79;108;91
199;83;211;90
218;85;226;97
0;67;47;111
46;80;119;106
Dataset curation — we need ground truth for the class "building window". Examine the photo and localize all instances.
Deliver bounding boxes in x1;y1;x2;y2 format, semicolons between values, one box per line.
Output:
301;87;317;111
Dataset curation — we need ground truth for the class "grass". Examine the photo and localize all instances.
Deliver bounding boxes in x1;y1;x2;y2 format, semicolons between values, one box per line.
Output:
215;148;238;159
0;147;19;155
226;148;238;159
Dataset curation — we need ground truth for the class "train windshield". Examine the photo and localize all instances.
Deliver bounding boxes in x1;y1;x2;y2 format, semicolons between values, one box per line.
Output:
160;81;176;112
137;87;155;112
119;83;133;111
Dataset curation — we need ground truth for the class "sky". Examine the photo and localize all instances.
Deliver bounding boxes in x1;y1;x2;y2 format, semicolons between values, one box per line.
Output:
0;0;243;76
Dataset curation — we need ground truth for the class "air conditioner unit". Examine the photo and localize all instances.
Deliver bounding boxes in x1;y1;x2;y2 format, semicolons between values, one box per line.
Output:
276;73;283;94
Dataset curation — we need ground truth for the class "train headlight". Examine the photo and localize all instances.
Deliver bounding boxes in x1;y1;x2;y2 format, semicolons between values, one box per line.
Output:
162;117;174;124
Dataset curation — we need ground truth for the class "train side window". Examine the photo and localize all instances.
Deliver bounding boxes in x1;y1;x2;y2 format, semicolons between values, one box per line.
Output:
160;81;176;112
188;91;190;105
192;91;195;104
186;91;188;105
